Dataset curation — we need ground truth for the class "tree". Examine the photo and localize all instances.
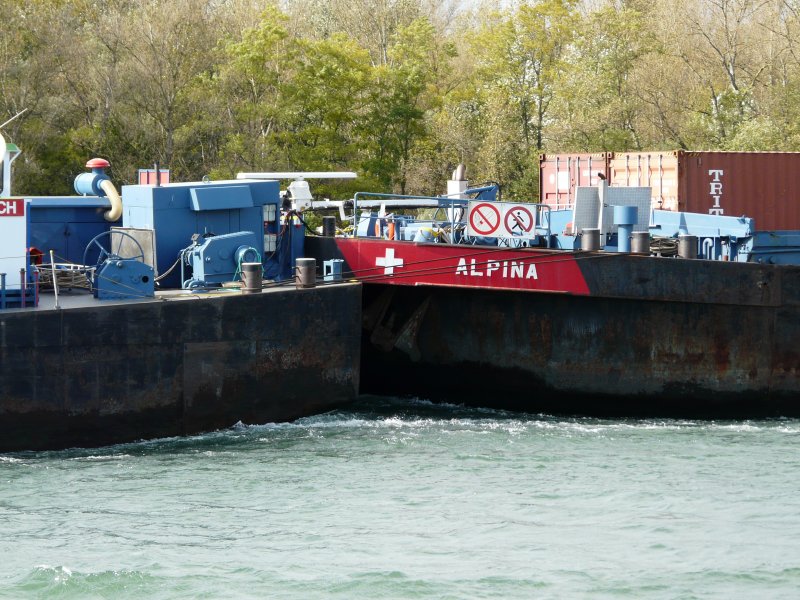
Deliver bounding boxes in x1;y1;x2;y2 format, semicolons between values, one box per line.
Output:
114;0;220;175
362;18;453;194
212;4;296;176
553;3;654;151
469;0;577;199
658;0;776;146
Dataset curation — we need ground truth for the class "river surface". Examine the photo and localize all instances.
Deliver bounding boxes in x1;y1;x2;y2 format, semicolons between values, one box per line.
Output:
1;396;799;599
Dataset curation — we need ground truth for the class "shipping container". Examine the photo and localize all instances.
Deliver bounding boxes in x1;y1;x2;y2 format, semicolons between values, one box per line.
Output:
539;153;610;209
609;151;800;231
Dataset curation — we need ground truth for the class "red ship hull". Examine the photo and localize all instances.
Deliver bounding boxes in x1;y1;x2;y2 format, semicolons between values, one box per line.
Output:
308;236;800;417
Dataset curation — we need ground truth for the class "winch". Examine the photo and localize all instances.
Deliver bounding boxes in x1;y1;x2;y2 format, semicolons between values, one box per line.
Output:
181;230;260;289
83;230;155;300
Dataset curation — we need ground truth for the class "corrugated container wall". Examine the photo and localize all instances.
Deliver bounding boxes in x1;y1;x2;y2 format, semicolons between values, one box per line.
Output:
609;151;800;231
539;153;611;209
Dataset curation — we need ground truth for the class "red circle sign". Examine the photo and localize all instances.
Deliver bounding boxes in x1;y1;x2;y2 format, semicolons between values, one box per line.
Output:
469;203;501;236
504;205;534;235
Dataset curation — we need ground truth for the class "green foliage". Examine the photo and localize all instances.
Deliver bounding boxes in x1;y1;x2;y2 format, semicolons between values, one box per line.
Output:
362;18;449;194
554;4;654;151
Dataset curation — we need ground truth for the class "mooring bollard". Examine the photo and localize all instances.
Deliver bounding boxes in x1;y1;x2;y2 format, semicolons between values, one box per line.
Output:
678;235;698;259
631;232;650;255
295;258;316;288
241;262;262;294
580;228;600;251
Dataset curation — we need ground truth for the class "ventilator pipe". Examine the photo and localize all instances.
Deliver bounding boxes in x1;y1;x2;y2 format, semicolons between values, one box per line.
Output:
613;205;637;253
99;178;122;222
74;158;122;222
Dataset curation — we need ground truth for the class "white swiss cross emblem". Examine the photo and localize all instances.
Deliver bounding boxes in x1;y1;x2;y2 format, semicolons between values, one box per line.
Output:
375;247;404;275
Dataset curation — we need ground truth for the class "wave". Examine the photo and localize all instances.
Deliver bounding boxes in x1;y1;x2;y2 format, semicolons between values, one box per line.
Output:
2;565;161;599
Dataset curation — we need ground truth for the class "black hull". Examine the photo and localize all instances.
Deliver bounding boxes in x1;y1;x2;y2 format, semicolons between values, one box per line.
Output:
0;284;362;452
354;260;800;418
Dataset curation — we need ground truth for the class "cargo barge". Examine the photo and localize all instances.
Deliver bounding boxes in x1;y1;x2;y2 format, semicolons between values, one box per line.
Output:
0;143;360;452
305;166;800;417
0;284;361;452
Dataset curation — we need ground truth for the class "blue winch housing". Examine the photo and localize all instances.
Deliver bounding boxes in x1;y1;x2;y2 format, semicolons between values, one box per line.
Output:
121;180;281;288
183;231;260;288
95;258;155;300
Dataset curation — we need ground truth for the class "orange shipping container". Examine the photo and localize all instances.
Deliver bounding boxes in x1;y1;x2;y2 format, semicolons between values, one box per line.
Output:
539;153;610;209
609;151;800;231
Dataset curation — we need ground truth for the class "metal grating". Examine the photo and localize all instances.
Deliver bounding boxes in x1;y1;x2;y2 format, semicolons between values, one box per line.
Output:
572;187;601;232
600;187;652;234
111;227;158;276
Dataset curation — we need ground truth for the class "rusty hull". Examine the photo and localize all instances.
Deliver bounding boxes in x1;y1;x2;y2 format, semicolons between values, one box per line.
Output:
0;283;361;452
358;255;800;417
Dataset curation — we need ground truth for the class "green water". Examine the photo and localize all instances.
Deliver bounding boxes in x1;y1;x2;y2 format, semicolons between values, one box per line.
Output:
1;397;799;599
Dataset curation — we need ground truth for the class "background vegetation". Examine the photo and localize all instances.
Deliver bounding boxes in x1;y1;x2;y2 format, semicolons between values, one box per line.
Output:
3;0;799;200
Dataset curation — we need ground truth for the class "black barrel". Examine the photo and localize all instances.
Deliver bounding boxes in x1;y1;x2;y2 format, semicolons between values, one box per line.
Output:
322;216;336;237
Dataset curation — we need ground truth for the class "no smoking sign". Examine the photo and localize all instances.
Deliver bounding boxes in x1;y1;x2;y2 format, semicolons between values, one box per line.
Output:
467;202;501;236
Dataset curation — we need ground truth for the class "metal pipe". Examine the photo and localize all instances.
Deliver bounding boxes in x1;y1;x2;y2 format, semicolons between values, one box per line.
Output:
637;154;642;186
20;268;25;308
154;161;161;187
99;178;123;222
1;273;5;309
33;267;39;307
625;154;630;186
295;258;316;288
0;108;28;130
50;250;60;309
556;156;560;207
614;206;637;253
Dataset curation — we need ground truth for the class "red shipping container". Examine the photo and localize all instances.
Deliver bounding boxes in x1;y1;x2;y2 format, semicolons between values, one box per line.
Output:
137;168;171;185
539;153;610;209
609;151;800;231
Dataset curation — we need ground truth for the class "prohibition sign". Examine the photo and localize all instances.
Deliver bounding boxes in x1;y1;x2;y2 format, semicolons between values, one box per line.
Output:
504;205;534;236
469;202;501;236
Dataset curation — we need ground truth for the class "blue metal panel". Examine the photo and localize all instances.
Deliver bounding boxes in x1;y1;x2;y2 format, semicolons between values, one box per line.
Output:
650;210;754;239
95;258;155;299
67;222;111;265
27;198;113;264
190;185;253;211
27;197;111;213
122;180;280;288
750;232;800;265
648;210;756;262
